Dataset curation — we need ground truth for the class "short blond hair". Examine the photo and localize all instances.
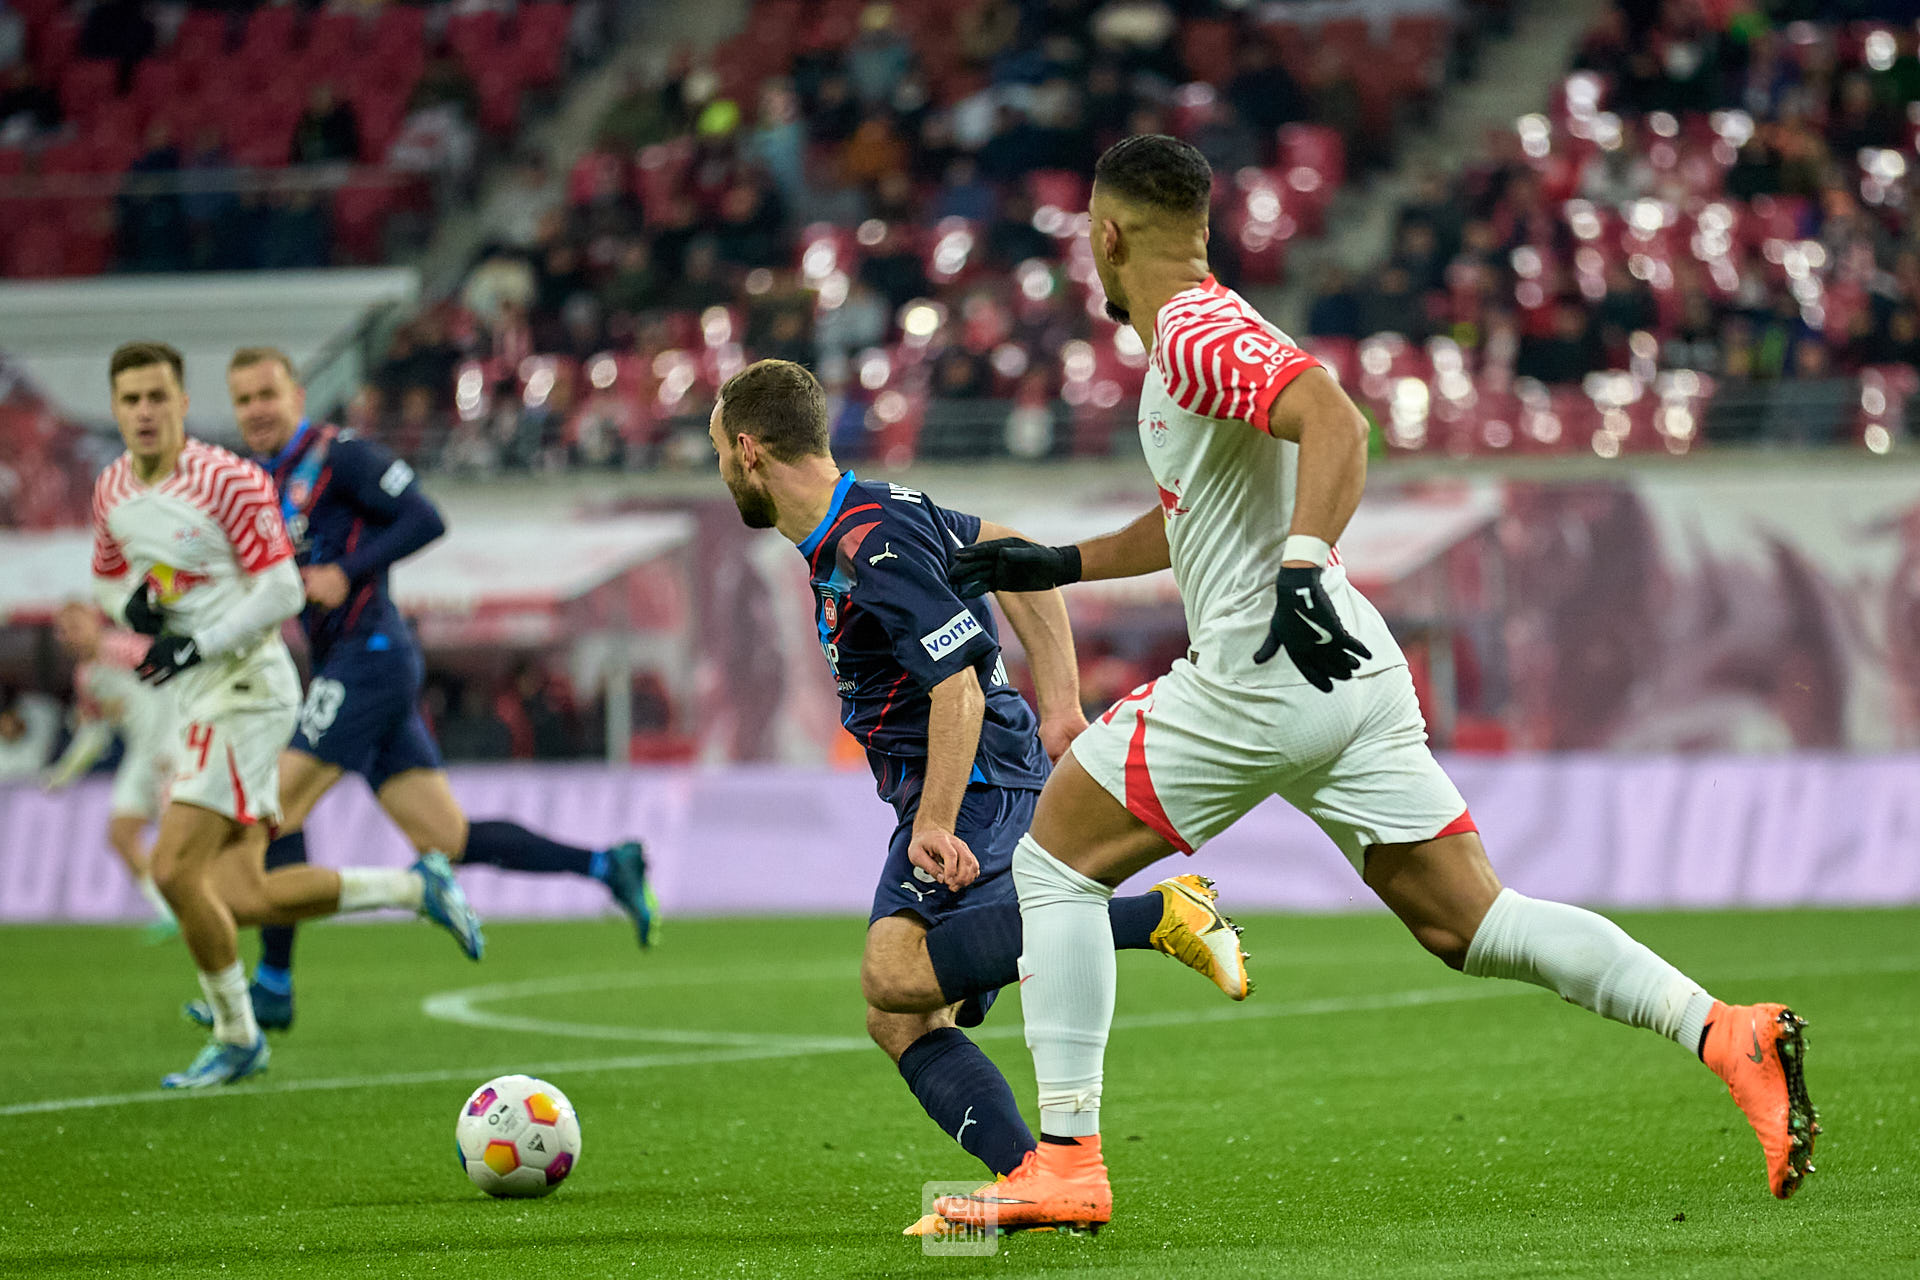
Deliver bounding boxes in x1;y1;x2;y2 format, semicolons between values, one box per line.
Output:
229;346;299;380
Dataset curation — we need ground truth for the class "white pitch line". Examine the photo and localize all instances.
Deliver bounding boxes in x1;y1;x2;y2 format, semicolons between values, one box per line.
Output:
0;983;1522;1119
7;954;1913;1120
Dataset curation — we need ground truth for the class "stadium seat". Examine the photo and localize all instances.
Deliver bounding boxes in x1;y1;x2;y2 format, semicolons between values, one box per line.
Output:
331;184;396;264
172;10;232;64
57;59;118;119
3;218;66;278
241;7;299;58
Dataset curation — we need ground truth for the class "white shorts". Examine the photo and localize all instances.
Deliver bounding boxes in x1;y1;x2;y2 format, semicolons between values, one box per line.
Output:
166;702;296;828
166;645;301;828
108;742;176;822
1070;659;1472;871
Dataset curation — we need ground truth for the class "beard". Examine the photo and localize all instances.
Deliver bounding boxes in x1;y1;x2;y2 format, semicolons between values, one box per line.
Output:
727;476;778;529
1104;299;1130;325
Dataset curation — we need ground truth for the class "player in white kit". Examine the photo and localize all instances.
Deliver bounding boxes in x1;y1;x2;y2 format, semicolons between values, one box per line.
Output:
91;342;486;1089
45;603;181;934
931;137;1815;1233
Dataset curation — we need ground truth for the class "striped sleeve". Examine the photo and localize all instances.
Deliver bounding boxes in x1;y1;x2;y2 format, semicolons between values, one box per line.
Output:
194;448;295;573
90;469;128;577
1155;297;1321;434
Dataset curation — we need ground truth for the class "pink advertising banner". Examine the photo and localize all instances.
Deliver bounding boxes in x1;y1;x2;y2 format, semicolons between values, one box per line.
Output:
2;756;1916;924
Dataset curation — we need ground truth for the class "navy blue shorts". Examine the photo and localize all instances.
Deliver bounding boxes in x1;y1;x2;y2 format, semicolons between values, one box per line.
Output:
290;638;443;792
871;784;1038;1022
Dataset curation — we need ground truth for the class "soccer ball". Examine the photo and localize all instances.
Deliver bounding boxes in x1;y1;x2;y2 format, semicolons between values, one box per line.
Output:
455;1074;582;1198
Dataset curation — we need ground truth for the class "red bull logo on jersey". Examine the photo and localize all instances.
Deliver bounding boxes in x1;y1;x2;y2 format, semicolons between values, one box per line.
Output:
145;563;210;604
1157;479;1191;520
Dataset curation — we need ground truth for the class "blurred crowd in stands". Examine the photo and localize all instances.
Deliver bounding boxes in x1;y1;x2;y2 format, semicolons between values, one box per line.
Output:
1310;4;1920;390
337;0;1918;470
0;0;604;274
344;0;1488;470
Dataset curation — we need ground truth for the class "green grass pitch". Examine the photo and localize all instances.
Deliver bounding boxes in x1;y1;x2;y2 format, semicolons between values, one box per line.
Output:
1;908;1915;1278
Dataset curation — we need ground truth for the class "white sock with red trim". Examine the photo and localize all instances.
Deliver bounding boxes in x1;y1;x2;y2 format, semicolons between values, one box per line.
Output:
1463;888;1717;1051
336;868;425;913
199;961;259;1047
1012;834;1115;1138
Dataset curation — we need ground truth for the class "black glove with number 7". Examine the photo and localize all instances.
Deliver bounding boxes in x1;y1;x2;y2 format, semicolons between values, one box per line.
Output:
1253;566;1372;693
136;634;202;686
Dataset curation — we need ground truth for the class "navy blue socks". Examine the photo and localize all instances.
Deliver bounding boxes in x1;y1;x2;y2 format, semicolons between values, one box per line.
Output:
896;1027;1036;1176
460;820;597;877
257;830;306;983
924;890;1165;1006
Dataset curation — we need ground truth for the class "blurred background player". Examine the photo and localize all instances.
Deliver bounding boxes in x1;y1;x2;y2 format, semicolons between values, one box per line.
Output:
185;347;655;1035
708;359;1252;1232
44;601;180;937
93;341;486;1089
933;136;1816;1235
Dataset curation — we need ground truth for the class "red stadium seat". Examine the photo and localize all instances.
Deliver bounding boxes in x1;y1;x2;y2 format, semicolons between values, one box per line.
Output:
61;198;116;275
4;218;67;278
306;11;362;62
446;11;504;69
1025;169;1088;217
475;69;524;136
1278;123;1345;190
129;58;184;116
634;139;694;222
57;58;118;119
1179;17;1236;84
172;10;231;63
369;5;427;61
330;184;395;264
241;6;299;57
1317;17;1372;66
30;15;78;79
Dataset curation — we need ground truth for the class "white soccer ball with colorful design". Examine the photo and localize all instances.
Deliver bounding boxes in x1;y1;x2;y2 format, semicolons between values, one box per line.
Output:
455;1075;582;1198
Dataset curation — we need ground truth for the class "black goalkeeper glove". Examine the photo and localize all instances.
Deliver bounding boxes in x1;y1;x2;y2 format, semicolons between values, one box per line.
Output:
947;538;1083;597
124;580;165;636
136;634;202;686
1253;566;1372;693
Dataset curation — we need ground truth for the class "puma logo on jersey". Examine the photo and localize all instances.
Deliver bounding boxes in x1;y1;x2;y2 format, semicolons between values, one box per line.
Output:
868;543;899;566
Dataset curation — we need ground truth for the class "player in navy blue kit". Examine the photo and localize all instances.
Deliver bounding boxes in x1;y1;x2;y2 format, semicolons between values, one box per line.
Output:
708;360;1253;1234
187;348;655;1032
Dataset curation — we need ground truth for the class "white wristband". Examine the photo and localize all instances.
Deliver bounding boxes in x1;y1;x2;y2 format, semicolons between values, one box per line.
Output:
1282;535;1331;567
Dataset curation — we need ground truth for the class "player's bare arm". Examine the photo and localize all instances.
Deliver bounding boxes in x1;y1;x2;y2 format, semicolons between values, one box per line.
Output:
910;666;986;892
1250;366;1375;689
1265;366;1371;565
948;507;1169;598
976;519;1090;761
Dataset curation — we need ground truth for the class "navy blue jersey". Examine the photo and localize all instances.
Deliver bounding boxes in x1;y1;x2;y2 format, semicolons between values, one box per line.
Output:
799;472;1049;815
258;422;446;664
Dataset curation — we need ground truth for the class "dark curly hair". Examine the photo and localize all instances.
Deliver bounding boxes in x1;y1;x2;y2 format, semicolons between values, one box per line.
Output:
1093;135;1213;219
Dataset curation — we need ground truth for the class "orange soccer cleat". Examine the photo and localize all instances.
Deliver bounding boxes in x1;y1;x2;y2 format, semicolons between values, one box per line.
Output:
932;1138;1112;1235
1700;1001;1819;1199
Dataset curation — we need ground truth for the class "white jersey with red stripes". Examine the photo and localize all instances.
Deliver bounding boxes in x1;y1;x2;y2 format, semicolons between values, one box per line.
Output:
75;630;177;754
91;438;298;708
1140;276;1404;687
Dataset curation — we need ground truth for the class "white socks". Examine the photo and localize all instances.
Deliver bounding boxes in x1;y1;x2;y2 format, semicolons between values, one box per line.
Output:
199;961;259;1046
137;874;174;922
336;868;425;914
1013;834;1116;1138
1464;888;1717;1053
